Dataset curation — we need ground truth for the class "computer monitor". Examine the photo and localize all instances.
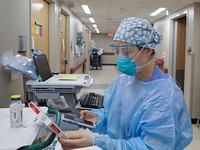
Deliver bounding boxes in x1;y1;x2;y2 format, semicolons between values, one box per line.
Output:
33;54;52;81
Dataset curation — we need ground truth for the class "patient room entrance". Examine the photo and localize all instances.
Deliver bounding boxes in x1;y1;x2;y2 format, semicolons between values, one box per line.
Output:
60;11;68;73
172;15;186;93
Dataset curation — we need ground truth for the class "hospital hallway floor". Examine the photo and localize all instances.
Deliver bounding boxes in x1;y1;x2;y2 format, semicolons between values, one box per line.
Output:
79;65;200;150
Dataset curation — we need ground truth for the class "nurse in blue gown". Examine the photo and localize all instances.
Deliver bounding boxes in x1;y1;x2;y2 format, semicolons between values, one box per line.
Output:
58;17;193;150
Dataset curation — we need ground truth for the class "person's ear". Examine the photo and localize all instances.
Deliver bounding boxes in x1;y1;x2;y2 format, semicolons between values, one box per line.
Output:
143;48;152;56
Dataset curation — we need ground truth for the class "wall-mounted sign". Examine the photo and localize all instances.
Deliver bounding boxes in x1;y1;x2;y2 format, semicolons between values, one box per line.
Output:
32;22;43;36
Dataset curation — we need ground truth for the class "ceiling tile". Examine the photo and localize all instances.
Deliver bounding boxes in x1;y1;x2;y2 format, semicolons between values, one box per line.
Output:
63;0;200;33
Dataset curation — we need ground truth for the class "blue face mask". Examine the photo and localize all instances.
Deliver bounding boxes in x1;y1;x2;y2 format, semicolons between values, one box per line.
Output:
116;56;136;76
116;55;152;76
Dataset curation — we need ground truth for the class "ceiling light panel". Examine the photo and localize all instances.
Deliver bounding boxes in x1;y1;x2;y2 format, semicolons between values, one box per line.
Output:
150;8;166;16
93;24;97;28
81;5;91;14
89;18;95;23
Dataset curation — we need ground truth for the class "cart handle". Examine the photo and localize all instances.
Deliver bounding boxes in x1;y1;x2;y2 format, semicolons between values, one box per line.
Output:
18;108;61;150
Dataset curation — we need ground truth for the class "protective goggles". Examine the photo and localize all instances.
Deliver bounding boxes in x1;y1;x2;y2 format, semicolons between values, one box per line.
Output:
110;44;134;57
109;42;153;57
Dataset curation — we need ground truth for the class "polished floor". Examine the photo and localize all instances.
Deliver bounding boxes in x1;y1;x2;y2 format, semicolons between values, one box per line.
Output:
80;65;200;150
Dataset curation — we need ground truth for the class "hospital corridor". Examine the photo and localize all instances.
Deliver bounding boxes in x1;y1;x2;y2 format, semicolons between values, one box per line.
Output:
1;0;200;149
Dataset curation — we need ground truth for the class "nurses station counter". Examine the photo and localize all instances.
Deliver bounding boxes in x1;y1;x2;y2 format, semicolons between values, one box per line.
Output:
0;107;49;149
0;107;102;150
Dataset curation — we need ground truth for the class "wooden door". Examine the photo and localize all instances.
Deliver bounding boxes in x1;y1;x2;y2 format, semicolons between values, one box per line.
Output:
60;12;67;73
32;0;49;58
176;16;186;93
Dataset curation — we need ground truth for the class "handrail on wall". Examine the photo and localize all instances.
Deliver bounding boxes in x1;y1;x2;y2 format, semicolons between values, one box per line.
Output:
102;52;115;55
70;58;86;74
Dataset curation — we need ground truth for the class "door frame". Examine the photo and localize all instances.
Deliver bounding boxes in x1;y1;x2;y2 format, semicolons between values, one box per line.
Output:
171;14;187;92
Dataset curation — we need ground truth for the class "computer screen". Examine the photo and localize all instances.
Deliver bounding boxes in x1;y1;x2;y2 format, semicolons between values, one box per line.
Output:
33;54;52;81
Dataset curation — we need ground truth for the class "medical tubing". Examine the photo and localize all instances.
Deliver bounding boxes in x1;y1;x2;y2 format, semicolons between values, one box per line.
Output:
18;108;61;150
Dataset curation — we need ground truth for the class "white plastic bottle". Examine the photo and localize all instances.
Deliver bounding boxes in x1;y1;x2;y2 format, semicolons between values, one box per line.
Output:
10;95;23;128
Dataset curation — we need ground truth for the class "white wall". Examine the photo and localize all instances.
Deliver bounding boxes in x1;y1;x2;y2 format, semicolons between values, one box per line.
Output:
154;17;170;71
190;3;200;118
154;3;200;118
68;16;88;67
0;0;31;107
48;1;61;73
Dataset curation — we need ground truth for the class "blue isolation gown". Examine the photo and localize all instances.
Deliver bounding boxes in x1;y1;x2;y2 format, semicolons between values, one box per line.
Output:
91;73;192;150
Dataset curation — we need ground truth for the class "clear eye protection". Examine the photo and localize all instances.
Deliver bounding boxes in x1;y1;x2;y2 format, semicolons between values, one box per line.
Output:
109;41;154;59
110;44;133;58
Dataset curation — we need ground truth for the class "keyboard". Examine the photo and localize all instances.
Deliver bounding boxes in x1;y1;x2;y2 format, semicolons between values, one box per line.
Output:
80;92;104;108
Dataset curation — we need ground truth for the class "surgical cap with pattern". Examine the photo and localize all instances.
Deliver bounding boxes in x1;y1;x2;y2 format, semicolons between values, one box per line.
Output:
114;17;162;50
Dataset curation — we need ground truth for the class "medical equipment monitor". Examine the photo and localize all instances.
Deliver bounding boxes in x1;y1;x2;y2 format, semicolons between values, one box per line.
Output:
33;54;52;81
